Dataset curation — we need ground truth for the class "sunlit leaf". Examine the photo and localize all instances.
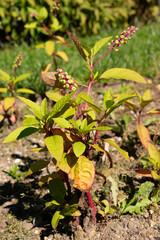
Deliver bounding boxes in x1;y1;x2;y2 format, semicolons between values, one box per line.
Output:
100;68;146;83
78;93;102;115
148;143;160;164
45;40;55;56
45;135;63;161
38;7;48;20
91;36;112;56
40;98;47;116
137;124;151;149
0;69;10;82
0;88;7;92
69;156;95;192
22;116;39;126
16;88;35;94
3;126;38;143
53;117;71;128
56;51;68;62
51;211;64;229
73;142;86;157
39;172;60;186
151;171;160;180
14;73;31;83
25;22;37;28
103;139;130;161
3;97;15;111
18;97;43;119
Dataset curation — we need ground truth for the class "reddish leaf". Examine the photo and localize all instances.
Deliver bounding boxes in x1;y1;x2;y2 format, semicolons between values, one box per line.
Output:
135;168;152;178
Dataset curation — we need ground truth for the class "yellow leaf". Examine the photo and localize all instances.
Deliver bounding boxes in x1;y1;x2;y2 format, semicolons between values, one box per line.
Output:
137;124;151;149
148;143;160;164
41;63;53;74
69;156;95;192
56;51;68;62
3;97;15;111
0;115;4;122
45;41;55;56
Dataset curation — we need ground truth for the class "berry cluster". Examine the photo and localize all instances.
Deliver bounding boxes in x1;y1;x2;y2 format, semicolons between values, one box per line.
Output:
57;68;77;91
107;26;138;52
13;53;23;73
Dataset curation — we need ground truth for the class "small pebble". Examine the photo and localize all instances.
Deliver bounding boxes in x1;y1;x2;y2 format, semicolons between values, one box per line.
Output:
14;158;21;163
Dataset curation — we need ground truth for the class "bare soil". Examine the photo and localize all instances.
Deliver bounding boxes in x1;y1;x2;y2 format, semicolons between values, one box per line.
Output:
0;81;160;240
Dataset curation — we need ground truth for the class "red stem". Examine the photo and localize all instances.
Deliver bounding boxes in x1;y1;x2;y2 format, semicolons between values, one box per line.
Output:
86;192;96;223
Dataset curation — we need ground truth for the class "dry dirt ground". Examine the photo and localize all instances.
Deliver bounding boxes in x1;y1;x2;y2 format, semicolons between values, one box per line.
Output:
0;81;160;240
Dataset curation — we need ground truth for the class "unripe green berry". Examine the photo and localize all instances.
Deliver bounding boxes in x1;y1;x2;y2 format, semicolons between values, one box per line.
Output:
65;84;69;89
107;42;111;46
115;40;119;44
115;35;119;39
72;86;76;91
114;49;119;52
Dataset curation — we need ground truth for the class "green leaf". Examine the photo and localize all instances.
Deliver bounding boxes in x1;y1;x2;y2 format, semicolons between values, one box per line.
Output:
53;117;71;128
62;204;80;216
16;88;35;94
48;91;74;119
18;97;42;119
100;68;146;83
38;7;48;20
91;36;112;56
73;142;86;157
51;211;64;229
40;98;47;116
104;89;114;109
46;91;62;102
25;22;37;29
45;135;63;161
0;69;10;82
78;93;102;115
3;126;38;143
103;139;130;161
122;182;154;214
49;178;66;203
39;172;60;186
14;73;31;83
62;108;75;119
22;116;40;126
93;126;112;131
0;88;7;92
107;176;119;206
26;160;50;176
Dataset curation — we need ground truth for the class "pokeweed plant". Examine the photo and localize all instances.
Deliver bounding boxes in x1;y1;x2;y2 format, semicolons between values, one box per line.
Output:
124;89;160;180
25;0;69;74
0;54;34;124
3;26;146;229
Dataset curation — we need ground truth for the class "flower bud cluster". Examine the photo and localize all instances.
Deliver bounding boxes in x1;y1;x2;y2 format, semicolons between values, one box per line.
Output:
107;26;138;52
57;68;77;91
13;53;23;72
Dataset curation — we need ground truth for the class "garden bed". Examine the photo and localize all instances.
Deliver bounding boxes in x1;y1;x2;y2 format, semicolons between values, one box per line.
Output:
0;80;160;240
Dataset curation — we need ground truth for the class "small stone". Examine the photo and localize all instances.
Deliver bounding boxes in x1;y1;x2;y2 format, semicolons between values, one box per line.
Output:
14;158;21;164
149;219;155;227
34;229;40;235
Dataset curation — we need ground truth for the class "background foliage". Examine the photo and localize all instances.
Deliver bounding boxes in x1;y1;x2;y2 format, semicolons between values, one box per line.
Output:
0;0;159;42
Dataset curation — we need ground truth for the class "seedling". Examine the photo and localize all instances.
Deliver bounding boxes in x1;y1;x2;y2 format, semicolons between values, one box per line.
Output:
0;54;34;124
